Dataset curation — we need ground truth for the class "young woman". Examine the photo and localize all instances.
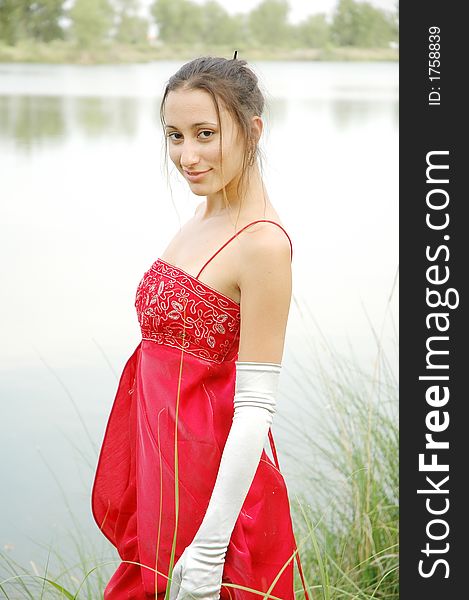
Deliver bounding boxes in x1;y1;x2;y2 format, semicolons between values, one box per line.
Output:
91;54;310;600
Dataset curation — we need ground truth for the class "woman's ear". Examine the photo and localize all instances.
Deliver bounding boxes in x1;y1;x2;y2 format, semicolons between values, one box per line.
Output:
251;115;263;143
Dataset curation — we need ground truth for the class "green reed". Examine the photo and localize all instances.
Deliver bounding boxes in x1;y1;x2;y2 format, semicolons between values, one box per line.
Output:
287;287;399;599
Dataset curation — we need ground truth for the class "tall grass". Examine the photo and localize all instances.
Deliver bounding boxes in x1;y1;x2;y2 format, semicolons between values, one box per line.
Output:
288;287;399;599
0;296;398;599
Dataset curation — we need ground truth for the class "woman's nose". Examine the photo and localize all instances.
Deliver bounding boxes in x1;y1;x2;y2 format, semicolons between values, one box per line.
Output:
180;140;200;168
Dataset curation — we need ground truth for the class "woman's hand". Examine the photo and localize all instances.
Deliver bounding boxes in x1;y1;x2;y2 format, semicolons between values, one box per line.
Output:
169;544;225;600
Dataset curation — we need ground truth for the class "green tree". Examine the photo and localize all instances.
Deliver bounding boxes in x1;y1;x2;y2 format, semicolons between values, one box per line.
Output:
331;0;396;47
0;0;25;44
357;2;396;46
24;0;64;41
199;1;245;46
68;0;114;47
115;13;148;43
247;0;290;47
392;0;399;38
0;0;64;45
295;13;330;49
113;0;148;44
151;0;204;45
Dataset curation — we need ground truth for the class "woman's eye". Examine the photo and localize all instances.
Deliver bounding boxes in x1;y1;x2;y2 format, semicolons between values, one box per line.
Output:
167;132;182;141
199;130;214;139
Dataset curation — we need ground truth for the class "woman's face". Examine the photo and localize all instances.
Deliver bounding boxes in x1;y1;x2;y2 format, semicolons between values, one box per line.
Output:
163;88;245;197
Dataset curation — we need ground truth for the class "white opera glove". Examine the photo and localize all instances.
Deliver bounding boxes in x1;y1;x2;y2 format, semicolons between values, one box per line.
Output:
169;360;282;600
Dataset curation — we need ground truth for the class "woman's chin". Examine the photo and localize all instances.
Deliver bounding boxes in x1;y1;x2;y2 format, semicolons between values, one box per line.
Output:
187;184;208;196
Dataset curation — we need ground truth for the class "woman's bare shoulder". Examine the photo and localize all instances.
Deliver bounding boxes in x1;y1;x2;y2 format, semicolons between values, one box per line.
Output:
236;220;292;285
238;219;291;257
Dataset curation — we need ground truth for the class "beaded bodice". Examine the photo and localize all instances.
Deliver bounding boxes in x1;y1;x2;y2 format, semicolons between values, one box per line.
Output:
135;258;241;363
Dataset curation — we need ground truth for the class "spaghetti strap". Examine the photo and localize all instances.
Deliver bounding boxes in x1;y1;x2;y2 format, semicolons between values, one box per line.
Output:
196;219;293;279
268;428;312;600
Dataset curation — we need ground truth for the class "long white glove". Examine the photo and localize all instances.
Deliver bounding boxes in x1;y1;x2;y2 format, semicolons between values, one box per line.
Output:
169;360;282;600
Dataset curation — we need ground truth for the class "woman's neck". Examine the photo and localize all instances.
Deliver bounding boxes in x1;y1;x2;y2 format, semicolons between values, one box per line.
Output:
202;165;269;220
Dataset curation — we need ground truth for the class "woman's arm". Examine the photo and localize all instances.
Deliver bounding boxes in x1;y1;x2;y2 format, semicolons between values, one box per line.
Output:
237;223;293;363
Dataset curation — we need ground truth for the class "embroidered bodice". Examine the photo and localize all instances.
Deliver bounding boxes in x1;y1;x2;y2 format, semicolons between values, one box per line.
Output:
135;258;241;363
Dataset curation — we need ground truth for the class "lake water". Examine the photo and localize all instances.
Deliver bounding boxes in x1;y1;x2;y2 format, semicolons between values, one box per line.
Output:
0;60;398;575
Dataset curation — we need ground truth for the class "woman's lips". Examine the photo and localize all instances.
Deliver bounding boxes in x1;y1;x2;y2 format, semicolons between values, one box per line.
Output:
184;169;211;182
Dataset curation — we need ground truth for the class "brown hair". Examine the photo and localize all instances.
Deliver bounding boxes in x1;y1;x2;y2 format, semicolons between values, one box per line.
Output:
159;55;267;220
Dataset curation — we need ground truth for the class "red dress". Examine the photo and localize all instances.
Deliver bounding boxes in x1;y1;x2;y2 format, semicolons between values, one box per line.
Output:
91;220;310;599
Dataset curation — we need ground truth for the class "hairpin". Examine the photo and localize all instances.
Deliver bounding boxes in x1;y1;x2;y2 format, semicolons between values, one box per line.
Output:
233;50;238;60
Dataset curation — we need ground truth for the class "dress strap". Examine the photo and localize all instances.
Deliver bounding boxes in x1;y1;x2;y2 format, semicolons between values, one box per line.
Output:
196;219;293;279
268;429;312;600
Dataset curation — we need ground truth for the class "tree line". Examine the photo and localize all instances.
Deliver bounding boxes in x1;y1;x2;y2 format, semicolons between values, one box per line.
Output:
0;0;398;49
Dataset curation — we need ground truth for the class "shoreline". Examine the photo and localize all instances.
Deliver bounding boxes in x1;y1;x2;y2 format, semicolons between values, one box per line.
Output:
0;41;398;65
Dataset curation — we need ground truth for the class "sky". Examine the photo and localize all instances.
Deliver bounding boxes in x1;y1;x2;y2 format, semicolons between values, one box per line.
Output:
141;0;398;24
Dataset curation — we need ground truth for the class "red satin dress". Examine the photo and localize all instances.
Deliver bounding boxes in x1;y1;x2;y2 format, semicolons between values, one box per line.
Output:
91;220;310;599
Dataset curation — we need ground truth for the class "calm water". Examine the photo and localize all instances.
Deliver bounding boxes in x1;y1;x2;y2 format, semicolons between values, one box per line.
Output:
0;61;398;571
